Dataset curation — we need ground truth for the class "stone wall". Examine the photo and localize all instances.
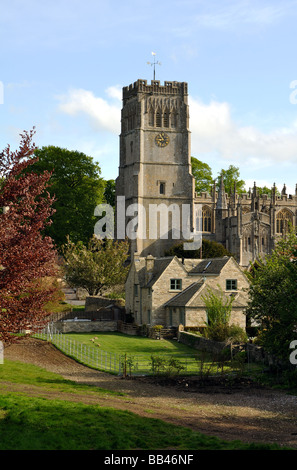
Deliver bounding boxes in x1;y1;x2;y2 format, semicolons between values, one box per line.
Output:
178;330;267;364
178;331;227;354
55;320;117;333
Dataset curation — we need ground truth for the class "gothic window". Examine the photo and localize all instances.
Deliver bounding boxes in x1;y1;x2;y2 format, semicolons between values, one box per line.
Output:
163;111;169;127
242;207;250;214
156;111;162;127
276;209;293;234
202;206;212;232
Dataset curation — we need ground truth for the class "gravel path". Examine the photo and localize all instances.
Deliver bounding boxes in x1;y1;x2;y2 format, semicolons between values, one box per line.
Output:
3;338;297;449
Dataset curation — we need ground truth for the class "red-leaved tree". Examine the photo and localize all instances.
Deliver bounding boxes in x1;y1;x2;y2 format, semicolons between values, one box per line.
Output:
0;128;59;343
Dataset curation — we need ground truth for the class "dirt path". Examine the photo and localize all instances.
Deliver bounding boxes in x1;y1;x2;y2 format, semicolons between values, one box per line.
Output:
3;338;297;449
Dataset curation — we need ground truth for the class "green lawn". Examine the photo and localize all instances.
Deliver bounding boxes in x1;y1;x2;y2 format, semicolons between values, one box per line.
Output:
0;360;286;450
64;331;195;355
61;332;251;377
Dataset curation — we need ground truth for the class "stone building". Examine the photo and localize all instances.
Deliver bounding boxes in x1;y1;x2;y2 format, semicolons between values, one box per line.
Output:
115;78;297;268
125;255;249;329
115;79;195;258
115;78;297;328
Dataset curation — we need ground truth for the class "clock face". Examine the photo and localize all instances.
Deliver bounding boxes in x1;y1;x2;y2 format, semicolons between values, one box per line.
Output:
155;132;169;148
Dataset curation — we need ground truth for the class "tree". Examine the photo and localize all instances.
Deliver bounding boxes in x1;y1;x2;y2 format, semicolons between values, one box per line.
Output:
246;229;297;362
165;239;233;259
0;129;59;343
217;165;245;195
62;236;129;296
103;179;116;207
191;157;213;195
29;146;105;249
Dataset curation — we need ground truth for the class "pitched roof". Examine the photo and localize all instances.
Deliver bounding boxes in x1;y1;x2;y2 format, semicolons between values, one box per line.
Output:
185;257;230;275
165;282;247;309
133;256;187;287
164;282;204;307
145;257;175;287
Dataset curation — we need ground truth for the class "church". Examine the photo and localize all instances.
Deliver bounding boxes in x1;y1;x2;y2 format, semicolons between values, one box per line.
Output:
115;78;297;269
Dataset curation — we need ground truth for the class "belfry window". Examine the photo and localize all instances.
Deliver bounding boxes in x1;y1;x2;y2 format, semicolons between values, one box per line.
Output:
163;112;169;127
156;112;161;127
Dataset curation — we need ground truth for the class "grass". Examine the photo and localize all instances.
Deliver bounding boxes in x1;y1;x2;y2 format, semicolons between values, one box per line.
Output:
0;359;124;397
61;332;259;377
64;331;195;355
0;360;287;450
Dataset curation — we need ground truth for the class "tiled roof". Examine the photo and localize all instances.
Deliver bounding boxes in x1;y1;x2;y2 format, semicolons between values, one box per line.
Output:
164;282;204;307
185;257;230;275
165;282;246;309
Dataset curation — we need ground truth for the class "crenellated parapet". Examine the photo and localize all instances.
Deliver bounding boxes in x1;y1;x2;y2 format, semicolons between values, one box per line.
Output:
123;79;188;103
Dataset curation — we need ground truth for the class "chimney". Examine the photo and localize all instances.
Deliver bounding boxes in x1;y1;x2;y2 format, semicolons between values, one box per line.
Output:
146;254;155;272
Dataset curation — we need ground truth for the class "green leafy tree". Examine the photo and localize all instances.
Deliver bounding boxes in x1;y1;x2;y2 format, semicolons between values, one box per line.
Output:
165;239;233;259
191;157;213;195
29;146;105;249
201;286;236;342
256;185;280;197
62;236;129;296
246;229;297;362
217;165;245;195
104;179;116;207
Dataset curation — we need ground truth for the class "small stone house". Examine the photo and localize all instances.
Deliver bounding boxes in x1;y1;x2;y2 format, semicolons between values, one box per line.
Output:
125;255;249;330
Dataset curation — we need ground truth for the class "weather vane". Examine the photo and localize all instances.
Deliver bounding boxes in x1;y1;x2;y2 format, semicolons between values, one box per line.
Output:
147;52;161;81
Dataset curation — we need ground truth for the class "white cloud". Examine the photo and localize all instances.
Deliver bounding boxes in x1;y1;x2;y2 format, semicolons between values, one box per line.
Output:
56;86;297;178
105;85;122;101
57;88;121;134
189;96;297;168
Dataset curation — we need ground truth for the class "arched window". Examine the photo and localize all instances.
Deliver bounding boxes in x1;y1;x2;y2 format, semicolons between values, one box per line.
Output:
276;209;293;234
163;111;169;127
202;206;212;232
156;111;162;127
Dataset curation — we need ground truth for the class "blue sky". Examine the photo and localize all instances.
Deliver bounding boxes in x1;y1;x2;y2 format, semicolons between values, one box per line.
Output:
1;0;297;195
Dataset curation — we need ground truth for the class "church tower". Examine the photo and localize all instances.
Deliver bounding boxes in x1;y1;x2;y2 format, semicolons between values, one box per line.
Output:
115;79;195;257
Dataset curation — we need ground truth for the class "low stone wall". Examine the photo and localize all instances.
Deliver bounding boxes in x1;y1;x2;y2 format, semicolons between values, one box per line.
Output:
178;331;227;354
55;320;117;333
178;331;267;363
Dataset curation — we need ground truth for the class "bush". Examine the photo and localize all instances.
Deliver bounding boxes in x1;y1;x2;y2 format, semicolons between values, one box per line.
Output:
203;323;247;343
150;355;185;377
203;323;230;342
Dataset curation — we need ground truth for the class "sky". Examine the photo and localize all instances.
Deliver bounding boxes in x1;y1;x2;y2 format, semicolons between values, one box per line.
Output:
1;0;297;195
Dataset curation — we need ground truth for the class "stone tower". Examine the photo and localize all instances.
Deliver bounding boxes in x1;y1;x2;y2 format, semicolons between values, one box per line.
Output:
115;79;195;257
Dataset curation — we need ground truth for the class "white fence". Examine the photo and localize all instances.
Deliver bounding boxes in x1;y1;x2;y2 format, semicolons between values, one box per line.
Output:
35;324;123;374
